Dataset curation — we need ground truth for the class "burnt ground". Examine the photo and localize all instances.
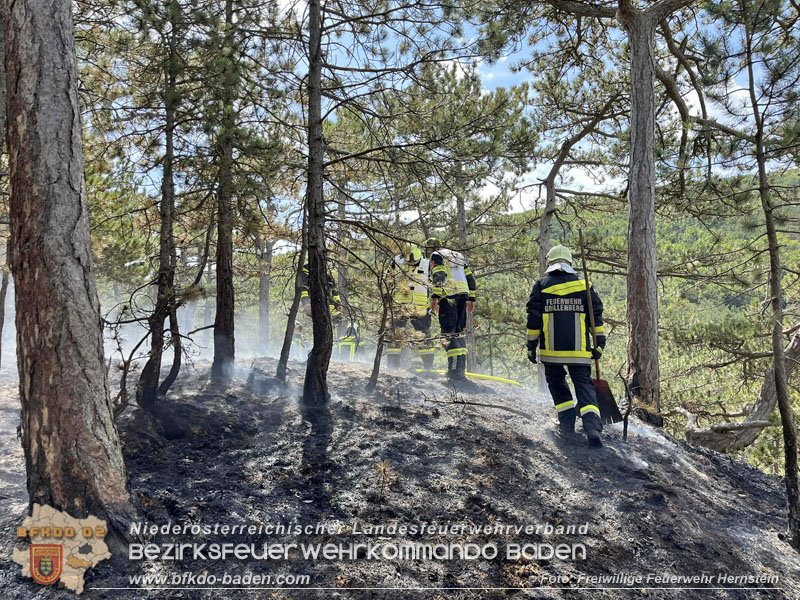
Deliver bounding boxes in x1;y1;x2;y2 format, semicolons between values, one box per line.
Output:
0;358;799;599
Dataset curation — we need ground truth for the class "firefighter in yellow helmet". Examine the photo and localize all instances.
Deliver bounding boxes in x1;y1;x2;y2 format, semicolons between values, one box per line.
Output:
526;245;606;447
299;263;342;319
426;236;476;381
296;263;344;359
386;242;435;370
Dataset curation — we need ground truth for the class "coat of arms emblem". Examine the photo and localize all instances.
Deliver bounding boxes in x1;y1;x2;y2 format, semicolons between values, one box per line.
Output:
30;544;62;585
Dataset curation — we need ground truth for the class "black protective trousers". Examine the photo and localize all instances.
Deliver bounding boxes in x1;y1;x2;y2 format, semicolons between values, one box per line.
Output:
439;296;468;369
388;313;434;370
543;363;602;432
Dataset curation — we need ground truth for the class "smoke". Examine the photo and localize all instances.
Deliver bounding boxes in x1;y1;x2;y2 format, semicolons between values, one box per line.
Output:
0;279;17;375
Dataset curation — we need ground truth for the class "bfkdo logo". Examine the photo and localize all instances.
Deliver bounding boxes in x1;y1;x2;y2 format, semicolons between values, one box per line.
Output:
13;504;111;595
31;544;63;585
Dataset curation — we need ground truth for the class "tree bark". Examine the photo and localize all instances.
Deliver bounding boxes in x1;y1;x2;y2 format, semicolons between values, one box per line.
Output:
366;285;390;393
539;177;557;276
6;0;134;529
0;0;7;371
202;260;214;348
258;236;274;355
746;13;800;546
0;1;5;141
137;22;179;409
303;0;333;406
211;0;236;380
760;165;800;548
619;5;661;414
336;189;349;338
157;306;182;396
276;243;306;383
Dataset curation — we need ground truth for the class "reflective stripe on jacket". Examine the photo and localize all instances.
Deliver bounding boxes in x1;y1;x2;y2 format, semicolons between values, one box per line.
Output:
299;266;340;313
391;256;430;307
525;270;605;365
430;249;476;300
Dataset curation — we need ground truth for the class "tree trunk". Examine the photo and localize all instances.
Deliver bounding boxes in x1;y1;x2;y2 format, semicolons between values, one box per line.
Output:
761;172;800;549
276;243;306;383
202;260;214;347
303;0;333;406
159;305;182;396
457;195;478;372
366;287;390;393
0;2;5;143
6;0;134;529
0;0;7;371
137;27;179;409
619;8;661;415
747;12;800;545
258;237;274;355
211;0;236;380
336;189;348;338
539;176;556;276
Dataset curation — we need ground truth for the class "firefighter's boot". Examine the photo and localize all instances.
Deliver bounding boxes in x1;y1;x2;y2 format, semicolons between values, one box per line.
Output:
453;354;467;381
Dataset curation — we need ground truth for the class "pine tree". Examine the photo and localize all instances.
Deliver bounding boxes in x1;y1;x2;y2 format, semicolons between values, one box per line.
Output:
7;0;135;532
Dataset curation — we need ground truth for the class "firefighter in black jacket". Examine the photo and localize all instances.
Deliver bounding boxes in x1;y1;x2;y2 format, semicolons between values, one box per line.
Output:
299;263;341;318
426;237;477;381
526;245;606;446
297;263;345;357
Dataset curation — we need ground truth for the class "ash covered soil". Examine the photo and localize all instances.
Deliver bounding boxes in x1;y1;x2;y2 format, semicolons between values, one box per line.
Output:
1;358;799;599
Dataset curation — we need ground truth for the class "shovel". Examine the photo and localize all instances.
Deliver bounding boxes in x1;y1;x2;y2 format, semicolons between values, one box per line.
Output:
579;230;623;424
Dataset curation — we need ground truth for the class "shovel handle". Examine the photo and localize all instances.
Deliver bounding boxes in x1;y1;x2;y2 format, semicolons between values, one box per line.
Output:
579;230;601;377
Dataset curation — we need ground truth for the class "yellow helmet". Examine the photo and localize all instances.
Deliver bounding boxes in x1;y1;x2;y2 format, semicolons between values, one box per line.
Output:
425;236;443;253
546;245;573;265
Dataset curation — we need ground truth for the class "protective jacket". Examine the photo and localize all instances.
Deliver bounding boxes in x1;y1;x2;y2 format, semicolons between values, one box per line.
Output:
430;249;477;301
337;323;361;362
390;254;430;317
526;269;605;365
387;254;434;369
299;264;341;315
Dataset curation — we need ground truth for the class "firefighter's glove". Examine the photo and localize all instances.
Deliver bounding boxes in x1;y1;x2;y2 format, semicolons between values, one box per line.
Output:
591;347;603;360
527;349;537;364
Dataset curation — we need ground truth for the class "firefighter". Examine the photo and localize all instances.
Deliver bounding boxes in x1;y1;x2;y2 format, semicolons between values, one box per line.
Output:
337;321;361;363
386;243;435;371
526;245;606;447
426;237;476;381
291;320;305;359
299;263;342;318
297;263;343;356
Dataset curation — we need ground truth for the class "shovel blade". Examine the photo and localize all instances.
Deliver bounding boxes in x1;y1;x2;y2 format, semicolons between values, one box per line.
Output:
593;378;623;424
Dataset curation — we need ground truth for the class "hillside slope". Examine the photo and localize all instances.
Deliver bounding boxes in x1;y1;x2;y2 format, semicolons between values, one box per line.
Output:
1;359;798;599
